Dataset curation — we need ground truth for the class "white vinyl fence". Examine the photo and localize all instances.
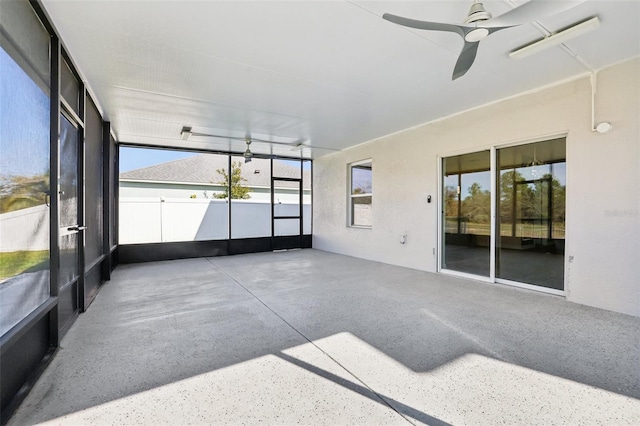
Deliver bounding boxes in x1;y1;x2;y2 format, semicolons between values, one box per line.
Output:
0;205;49;252
119;198;311;244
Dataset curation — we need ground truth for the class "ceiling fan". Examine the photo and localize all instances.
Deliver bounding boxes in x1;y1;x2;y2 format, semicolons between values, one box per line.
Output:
243;138;253;163
383;0;585;80
180;127;339;152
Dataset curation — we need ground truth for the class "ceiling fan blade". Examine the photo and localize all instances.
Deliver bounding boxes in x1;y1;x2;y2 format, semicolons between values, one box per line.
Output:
484;0;585;28
191;132;245;141
452;41;479;80
383;13;466;37
291;143;340;152
191;132;299;147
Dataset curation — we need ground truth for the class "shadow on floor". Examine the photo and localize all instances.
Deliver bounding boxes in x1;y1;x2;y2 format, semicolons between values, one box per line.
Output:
9;249;640;424
276;352;452;426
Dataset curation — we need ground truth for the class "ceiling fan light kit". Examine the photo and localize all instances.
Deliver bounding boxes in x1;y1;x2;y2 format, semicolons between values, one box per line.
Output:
464;28;489;42
509;16;601;60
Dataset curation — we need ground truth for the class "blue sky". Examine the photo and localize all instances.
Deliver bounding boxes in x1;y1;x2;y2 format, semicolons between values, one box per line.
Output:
119;147;196;172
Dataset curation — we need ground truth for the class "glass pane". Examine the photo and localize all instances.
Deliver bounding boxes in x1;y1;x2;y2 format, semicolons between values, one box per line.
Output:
231;157;271;238
61;59;80;115
59;233;78;286
273;159;301;179
302;160;312;235
0;0;50;92
274;178;300;237
60;115;78;227
119;147;229;243
274;180;300;215
351;162;372;195
0;11;51;336
274;219;300;236
442;151;491;276
497;139;566;290
84;97;103;264
351;196;372;227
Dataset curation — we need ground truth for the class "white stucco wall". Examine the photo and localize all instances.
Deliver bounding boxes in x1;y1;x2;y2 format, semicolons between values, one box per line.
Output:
313;58;640;317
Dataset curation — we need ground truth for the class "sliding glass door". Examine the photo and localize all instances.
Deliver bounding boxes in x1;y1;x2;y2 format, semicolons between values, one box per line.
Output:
442;151;491;277
441;138;566;292
496;139;566;290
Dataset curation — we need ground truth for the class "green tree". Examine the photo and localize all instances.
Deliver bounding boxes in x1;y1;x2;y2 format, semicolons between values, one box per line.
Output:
0;172;50;213
213;161;251;199
499;169;521;223
551;175;566;223
462;182;490;224
444;185;458;217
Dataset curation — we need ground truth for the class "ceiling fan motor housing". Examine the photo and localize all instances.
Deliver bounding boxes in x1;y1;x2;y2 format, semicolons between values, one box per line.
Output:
464;2;492;24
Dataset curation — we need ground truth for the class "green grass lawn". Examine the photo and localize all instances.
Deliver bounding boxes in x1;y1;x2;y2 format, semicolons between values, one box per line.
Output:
0;250;49;281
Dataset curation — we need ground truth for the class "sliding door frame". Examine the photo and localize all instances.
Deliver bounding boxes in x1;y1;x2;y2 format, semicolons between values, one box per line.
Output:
437;147;493;284
438;133;568;296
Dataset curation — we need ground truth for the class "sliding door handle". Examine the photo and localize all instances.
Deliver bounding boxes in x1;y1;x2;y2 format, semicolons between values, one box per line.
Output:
67;225;88;231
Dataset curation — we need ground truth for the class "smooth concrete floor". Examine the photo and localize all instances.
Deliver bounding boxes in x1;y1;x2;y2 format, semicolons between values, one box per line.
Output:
9;249;640;425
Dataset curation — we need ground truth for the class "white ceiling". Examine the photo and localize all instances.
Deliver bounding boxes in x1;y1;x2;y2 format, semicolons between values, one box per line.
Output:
41;0;640;159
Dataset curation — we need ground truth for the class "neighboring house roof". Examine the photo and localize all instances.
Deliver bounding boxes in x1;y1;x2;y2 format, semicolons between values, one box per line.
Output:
120;155;311;189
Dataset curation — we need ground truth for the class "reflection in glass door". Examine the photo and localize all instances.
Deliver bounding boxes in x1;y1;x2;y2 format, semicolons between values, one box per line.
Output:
496;139;566;290
442;151;491;276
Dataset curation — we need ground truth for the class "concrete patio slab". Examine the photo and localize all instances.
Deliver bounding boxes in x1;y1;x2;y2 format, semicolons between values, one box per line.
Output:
9;249;640;425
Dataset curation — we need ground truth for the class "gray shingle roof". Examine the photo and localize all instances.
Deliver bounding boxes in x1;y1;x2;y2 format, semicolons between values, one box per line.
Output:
120;155;310;189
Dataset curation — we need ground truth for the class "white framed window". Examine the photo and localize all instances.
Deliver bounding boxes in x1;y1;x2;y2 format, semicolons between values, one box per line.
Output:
348;159;372;227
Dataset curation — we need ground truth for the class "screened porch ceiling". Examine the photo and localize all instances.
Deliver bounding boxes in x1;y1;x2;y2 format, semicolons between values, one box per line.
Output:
41;1;640;159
